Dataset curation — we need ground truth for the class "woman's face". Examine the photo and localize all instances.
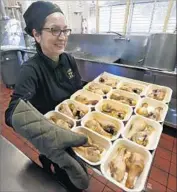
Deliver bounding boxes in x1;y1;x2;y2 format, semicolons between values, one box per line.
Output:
34;12;69;59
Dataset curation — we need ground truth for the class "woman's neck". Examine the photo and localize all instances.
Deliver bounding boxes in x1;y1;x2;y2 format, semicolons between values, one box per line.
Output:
50;55;59;62
41;48;59;63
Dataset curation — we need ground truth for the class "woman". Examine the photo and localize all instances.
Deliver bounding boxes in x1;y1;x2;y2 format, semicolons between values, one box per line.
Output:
5;1;89;192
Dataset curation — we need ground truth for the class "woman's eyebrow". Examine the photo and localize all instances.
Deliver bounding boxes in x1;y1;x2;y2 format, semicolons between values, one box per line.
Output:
49;25;68;29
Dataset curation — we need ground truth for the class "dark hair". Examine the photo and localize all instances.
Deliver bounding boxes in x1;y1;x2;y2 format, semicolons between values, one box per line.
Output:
35;41;41;50
23;1;63;37
32;17;47;36
32;19;46;49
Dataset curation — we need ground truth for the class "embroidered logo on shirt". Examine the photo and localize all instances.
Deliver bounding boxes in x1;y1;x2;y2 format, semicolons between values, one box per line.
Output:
67;69;74;79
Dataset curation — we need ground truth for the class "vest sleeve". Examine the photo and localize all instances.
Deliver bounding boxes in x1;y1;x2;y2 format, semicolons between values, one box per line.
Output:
5;65;38;127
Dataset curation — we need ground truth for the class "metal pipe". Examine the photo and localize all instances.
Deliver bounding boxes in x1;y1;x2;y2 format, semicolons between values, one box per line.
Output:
149;0;156;33
163;0;174;32
0;0;7;18
107;31;123;36
126;2;134;35
123;0;130;35
109;6;112;31
5;5;20;9
107;31;130;41
96;0;99;33
11;7;15;18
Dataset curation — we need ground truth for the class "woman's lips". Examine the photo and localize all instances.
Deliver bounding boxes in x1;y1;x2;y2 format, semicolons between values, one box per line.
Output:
55;44;64;48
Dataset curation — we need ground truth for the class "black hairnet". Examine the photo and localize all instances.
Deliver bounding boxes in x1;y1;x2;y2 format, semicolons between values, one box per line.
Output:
23;1;63;37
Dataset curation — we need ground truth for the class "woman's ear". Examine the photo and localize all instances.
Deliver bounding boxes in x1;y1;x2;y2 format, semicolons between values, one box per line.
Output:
32;29;41;44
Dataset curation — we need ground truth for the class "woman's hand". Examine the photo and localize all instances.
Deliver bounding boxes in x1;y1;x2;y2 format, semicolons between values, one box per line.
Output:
11;99;89;189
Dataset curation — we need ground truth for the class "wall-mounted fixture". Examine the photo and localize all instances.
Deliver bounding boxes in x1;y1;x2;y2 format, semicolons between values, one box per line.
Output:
107;31;130;41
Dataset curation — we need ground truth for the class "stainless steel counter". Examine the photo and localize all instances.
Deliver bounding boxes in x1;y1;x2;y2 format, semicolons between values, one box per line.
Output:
165;98;177;128
70;52;119;64
19;49;177;76
66;34;176;72
74;57;177;76
0;136;67;192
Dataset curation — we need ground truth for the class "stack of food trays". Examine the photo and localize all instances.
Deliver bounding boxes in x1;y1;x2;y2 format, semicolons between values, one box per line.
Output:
43;71;172;192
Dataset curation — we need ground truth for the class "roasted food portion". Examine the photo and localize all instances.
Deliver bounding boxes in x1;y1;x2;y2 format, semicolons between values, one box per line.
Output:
48;116;72;129
137;103;163;121
110;93;137;106
119;84;143;95
101;103;126;120
99;74;118;88
127;119;154;146
108;146;145;189
74;95;98;105
58;102;87;120
74;133;104;162
109;147;131;182
86;82;109;95
125;152;145;189
148;89;166;101
85;119;118;138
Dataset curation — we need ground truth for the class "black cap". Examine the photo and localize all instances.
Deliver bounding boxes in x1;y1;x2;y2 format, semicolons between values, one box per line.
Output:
23;1;63;37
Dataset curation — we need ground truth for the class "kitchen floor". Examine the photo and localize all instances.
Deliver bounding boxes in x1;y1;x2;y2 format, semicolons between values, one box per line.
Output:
0;81;176;192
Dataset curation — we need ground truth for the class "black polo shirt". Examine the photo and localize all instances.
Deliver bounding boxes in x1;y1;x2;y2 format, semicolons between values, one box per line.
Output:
5;48;83;127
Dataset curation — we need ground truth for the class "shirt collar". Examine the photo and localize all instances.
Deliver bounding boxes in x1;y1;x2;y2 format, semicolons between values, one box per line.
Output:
36;44;63;70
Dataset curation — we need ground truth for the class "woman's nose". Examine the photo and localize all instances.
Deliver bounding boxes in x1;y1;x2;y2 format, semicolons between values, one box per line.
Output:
58;32;65;40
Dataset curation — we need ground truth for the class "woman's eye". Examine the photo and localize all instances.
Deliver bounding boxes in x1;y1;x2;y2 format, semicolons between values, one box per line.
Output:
63;30;68;33
53;29;60;32
52;28;61;33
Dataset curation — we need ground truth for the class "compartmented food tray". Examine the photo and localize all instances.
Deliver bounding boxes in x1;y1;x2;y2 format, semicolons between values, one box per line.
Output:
117;81;148;96
145;84;173;103
83;81;112;96
55;99;90;122
100;139;152;192
120;77;150;86
95;72;124;80
44;111;76;129
72;126;112;166
135;97;168;123
107;89;141;107
47;71;172;192
95;99;133;121
93;72;122;88
81;111;124;141
70;89;102;107
122;115;163;150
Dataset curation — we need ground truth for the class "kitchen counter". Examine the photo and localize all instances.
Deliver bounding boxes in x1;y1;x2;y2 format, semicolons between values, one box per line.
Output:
0;136;67;192
74;56;177;76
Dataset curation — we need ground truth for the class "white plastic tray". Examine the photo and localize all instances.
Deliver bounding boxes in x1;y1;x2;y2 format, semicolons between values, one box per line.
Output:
145;84;173;103
95;99;133;122
93;72;122;88
81;111;124;141
107;89;141;108
120;77;150;86
95;72;124;80
72;126;112;166
44;111;76;129
70;89;102;107
100;139;152;192
55;99;90;122
122;115;163;150
117;81;148;96
135;97;168;123
83;81;112;96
